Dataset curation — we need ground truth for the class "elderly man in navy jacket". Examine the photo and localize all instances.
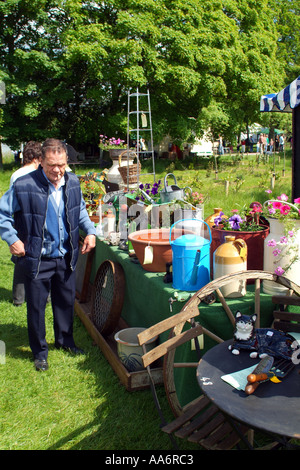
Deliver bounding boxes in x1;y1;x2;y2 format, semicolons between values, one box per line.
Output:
0;139;96;371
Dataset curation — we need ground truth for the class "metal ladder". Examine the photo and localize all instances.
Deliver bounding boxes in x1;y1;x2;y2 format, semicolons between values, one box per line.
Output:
126;88;155;187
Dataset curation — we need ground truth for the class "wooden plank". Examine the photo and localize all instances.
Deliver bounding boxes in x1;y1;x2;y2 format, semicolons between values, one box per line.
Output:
273;310;300;322
142;324;203;368
272;295;300;306
138;302;200;346
74;300;163;391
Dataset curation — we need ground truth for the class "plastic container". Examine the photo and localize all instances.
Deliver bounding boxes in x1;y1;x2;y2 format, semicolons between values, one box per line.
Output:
170;219;211;292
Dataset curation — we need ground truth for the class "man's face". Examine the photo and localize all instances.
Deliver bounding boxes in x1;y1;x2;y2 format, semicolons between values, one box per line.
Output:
41;150;67;188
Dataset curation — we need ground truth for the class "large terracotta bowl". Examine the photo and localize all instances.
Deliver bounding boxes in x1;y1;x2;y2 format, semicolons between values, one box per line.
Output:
128;228;176;272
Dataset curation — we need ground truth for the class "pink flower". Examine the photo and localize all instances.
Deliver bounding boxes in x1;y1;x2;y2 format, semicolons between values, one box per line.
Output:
280;236;288;244
268;207;276;215
272;249;281;257
272;201;283;210
267;239;277;247
294;197;300;204
280;204;291;215
274;266;285;276
265;189;272;194
250;206;262;214
277;193;289;202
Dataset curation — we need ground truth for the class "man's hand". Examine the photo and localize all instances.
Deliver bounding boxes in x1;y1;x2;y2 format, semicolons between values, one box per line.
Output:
81;234;96;254
9;240;25;257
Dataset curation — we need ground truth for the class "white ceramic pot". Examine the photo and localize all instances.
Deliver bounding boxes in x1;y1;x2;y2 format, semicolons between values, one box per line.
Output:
263;218;300;294
114;327;157;372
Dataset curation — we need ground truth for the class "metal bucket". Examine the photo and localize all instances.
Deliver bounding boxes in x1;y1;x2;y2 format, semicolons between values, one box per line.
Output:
170;219;211;291
160;173;191;203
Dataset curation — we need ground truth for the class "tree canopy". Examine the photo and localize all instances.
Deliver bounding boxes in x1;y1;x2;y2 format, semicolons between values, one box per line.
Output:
0;0;299;150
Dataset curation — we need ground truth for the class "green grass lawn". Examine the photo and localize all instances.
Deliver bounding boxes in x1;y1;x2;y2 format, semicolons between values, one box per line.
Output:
0;149;294;450
0;236;193;450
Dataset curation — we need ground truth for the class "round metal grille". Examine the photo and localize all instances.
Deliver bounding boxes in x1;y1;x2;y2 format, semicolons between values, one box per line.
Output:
91;260;125;336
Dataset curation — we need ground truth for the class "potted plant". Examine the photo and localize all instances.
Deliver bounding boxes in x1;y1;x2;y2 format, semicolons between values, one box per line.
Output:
127;182;205;229
181;191;206;220
210;203;270;276
99;135;127;154
262;192;300;294
99;134;137;185
79;171;106;222
132;181;162;204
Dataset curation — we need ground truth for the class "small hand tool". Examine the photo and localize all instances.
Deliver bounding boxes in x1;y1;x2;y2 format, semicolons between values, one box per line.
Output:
247;357;295;384
245;355;274;395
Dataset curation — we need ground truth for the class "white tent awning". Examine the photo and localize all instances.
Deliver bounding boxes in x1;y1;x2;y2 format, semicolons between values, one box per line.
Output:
260;76;300;113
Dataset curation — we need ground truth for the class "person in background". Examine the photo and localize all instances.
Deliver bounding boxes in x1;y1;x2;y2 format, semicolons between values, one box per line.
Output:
218;135;224;155
9;141;42;305
10;141;42;188
0;138;96;371
279;134;285;152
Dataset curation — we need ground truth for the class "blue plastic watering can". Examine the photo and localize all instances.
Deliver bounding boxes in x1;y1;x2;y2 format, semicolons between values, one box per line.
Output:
169;219;211;292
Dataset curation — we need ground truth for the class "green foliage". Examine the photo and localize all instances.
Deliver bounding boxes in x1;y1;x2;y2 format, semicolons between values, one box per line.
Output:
0;0;298;150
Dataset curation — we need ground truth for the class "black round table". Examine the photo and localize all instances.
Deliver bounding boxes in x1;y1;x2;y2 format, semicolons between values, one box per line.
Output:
196;340;300;443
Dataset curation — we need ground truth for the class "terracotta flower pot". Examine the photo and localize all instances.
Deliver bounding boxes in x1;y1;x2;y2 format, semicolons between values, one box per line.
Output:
128;228;172;272
210;225;270;280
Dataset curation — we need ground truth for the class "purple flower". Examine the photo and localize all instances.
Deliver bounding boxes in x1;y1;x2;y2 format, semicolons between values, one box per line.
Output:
267;239;277;247
272;249;281;257
214;212;225;226
228;214;243;230
274;266;285;276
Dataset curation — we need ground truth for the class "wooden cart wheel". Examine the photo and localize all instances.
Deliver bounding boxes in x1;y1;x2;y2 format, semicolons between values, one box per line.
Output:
91;260;126;336
163;270;300;417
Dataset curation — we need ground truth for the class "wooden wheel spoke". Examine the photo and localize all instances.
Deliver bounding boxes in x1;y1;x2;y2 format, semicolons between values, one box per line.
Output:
215;288;235;326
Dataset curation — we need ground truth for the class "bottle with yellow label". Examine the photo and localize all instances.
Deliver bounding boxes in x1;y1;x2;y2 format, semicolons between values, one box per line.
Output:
213;236;247;298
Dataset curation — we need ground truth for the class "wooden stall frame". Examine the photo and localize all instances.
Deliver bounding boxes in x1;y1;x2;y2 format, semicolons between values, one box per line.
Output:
75;297;163;392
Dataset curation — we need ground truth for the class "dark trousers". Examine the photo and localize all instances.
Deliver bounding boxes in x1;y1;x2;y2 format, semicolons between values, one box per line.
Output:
24;257;76;360
13;263;26;305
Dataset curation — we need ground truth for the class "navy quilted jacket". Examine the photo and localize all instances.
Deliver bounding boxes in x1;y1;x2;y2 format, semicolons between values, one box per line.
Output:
3;166;94;278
